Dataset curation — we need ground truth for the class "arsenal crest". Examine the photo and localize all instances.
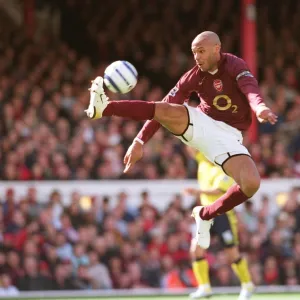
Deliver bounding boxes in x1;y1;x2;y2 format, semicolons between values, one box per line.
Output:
213;79;223;92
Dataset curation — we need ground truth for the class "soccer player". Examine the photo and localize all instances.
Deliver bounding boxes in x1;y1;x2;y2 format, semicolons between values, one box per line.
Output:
85;31;277;249
184;147;253;299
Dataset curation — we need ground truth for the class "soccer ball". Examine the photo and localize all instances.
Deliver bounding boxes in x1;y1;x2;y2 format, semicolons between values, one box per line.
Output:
104;60;138;94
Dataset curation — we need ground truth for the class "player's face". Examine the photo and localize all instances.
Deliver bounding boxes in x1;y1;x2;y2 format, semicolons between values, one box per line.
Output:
192;44;219;72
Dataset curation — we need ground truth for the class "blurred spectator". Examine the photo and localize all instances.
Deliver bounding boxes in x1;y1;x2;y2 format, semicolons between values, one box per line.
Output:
71;264;92;290
239;201;259;233
86;250;112;289
0;252;6;274
0;274;19;297
5;251;23;285
55;232;73;261
52;263;77;290
212;265;237;287
162;259;197;289
17;256;52;291
0;185;299;290
263;256;280;285
140;248;161;287
0;0;299;181
71;243;89;272
59;213;78;242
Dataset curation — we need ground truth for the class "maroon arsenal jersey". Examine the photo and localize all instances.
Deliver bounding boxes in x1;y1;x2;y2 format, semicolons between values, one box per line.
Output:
137;53;265;144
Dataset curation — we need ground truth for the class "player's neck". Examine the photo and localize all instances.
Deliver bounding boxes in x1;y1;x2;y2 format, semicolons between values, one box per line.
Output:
207;53;221;74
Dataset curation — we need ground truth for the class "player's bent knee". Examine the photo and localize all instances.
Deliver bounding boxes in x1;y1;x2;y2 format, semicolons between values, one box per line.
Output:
242;175;260;197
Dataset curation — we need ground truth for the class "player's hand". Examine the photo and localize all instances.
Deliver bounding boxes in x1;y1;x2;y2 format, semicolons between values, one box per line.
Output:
123;140;143;173
183;187;200;197
256;106;278;124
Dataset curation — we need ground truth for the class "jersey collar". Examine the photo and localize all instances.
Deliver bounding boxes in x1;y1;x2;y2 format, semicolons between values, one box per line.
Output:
208;69;218;75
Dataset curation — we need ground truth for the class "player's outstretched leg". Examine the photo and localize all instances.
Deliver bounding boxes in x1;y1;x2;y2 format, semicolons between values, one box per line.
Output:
85;76;189;135
85;76;155;121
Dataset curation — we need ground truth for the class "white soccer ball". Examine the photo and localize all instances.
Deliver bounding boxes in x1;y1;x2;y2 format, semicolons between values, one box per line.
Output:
104;60;138;94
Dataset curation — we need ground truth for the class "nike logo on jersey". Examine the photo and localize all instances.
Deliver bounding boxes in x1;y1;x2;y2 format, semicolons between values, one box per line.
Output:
199;78;205;86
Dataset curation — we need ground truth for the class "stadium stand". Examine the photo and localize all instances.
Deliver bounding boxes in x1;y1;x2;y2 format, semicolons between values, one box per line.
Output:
0;0;299;295
0;1;299;181
0;186;300;291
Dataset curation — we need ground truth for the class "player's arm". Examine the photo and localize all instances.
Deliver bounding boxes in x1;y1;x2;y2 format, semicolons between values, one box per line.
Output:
231;57;277;125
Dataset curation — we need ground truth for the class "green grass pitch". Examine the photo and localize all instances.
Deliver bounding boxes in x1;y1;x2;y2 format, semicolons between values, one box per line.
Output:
17;294;300;300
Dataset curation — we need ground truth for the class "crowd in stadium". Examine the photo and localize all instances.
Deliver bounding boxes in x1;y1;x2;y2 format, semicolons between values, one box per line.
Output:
0;0;300;181
0;0;300;296
0;186;300;293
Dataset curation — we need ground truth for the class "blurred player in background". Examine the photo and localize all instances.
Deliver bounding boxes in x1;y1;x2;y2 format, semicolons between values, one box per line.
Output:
184;147;253;300
85;31;277;249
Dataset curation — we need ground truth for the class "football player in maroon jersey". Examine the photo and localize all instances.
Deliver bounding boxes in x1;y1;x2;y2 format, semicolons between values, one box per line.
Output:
85;31;277;251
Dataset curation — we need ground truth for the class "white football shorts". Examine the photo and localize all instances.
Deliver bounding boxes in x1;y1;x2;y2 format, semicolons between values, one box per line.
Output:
174;105;251;168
